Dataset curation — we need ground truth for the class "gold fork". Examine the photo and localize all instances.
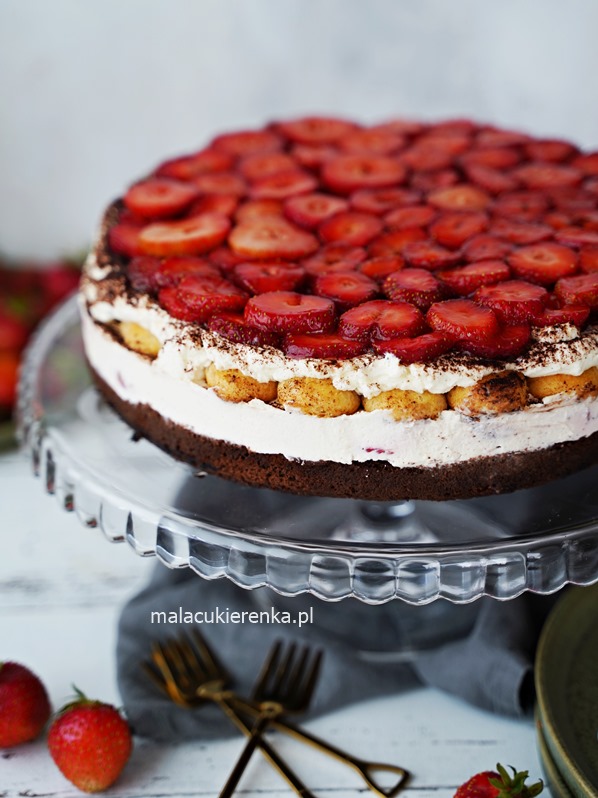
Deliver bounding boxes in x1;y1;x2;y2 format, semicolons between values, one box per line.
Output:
146;633;318;798
219;641;322;798
145;629;410;798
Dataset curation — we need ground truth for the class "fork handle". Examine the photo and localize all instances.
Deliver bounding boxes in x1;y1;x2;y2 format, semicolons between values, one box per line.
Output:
219;713;274;798
216;700;317;798
270;717;409;798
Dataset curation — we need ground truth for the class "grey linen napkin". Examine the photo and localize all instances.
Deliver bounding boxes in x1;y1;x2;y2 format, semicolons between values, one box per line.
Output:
116;562;555;741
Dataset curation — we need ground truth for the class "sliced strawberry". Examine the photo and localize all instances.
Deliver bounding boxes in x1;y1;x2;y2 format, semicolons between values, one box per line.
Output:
549;189;596;212
490;218;552;245
250;170;318;200
438;260;511;295
555;226;598;247
492;190;549;221
155;149;233;180
543;211;572;230
507;243;578;285
108;222;144;257
524;139;579;163
155;256;221;288
229;217;318;259
284;192;348;229
176;274;248;322
339;299;424;341
462;234;513;262
208;246;246;273
291;143;338;169
158;286;202;322
409;168;460;192
283;332;367;359
233;261;305;294
124;178;198;218
586;177;598;196
514;162;582;189
384;205;437;230
369;118;425;137
368;228;426;257
302;244;366;276
245;291;336;333
138;213;231;256
211;129;282;156
555;272;598;307
460;323;531;359
314;271;378;309
350;187;420;215
400;146;454;172
463;164;519;194
319;211;383;246
415;132;471;155
383;268;445;310
238;152;297;181
427;184;491;211
580;247;598;273
460;147;521;169
403;240;461;269
235;199;283;223
429;211;488;249
372;331;452;364
187;194;238;218
322;155;406;194
127;256;161;292
193;172;247;196
475;280;548;322
276;116;357;144
427;298;499;341
339;129;406;154
535;305;590;327
572;152;598;176
208;312;281;347
359;256;404;281
475;128;531;148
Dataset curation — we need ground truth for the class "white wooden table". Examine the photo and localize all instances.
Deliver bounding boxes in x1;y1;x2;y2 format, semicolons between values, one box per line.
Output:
0;449;546;797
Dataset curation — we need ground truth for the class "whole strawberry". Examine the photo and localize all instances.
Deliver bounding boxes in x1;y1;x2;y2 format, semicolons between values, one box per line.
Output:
0;661;51;747
48;689;132;793
455;764;544;797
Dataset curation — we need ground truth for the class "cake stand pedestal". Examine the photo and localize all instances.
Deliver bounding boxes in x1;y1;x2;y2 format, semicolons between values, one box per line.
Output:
18;298;598;624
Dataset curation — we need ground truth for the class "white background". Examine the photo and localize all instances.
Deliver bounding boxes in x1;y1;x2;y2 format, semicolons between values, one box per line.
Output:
1;0;598;258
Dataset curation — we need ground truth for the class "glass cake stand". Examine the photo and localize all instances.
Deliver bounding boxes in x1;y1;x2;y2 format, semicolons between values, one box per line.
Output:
17;297;598;617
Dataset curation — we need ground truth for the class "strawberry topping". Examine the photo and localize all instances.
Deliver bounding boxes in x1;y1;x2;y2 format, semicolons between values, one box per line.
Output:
106;115;598;365
245;291;336;333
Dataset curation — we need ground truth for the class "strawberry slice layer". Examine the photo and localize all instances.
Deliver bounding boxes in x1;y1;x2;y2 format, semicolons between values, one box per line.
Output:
427;299;499;341
155;257;221;288
339;300;424;341
233;261;305;294
138;213;231;256
508;243;578;285
319;211;383;247
208;312;280;347
555;272;598;307
245;291;336;333
535;305;590;327
460;324;531;359
283;333;367;359
322;155;406;194
438;260;511;295
124;178;198;218
165;274;248;323
373;332;452;364
314;271;378;309
383;268;445;310
475;280;548;323
284;193;349;229
229;218;318;259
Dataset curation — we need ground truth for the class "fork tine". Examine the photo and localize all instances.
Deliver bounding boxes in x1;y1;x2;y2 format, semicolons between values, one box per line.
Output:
190;628;231;682
176;635;211;683
297;648;323;709
270;642;297;699
251;639;283;699
282;645;311;704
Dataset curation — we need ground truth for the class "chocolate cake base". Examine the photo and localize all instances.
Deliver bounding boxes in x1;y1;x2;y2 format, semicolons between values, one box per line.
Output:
90;366;598;501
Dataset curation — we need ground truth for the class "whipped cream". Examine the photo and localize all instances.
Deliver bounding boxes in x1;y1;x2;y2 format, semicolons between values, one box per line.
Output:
81;311;598;468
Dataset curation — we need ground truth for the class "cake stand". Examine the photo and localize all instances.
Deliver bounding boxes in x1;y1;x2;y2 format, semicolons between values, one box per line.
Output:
17;297;598;616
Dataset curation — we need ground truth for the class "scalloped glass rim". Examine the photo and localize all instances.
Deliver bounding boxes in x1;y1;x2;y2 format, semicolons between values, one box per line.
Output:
16;296;598;605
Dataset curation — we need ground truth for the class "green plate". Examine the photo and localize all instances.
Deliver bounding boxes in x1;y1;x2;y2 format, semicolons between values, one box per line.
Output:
536;709;575;798
535;584;598;798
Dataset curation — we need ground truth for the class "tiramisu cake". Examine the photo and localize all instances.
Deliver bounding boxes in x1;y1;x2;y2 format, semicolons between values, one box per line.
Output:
80;116;598;500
